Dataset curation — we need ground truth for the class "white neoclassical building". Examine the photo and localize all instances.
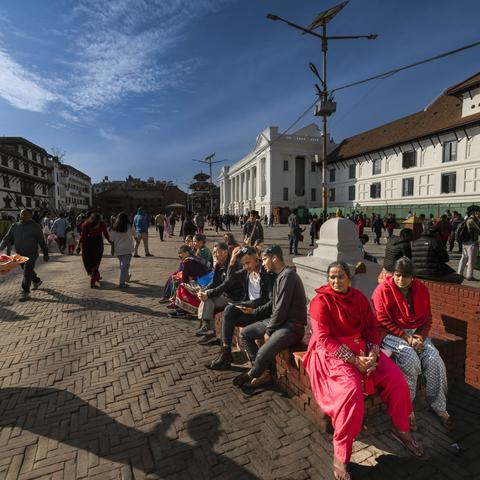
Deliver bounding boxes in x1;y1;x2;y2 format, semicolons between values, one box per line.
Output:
326;71;480;217
219;123;336;221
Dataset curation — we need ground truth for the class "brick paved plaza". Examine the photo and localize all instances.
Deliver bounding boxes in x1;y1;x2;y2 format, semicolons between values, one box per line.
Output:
0;226;479;480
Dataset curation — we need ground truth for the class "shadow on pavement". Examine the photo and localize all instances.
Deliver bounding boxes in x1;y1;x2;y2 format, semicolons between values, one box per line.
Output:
40;287;166;317
0;304;29;321
0;387;260;479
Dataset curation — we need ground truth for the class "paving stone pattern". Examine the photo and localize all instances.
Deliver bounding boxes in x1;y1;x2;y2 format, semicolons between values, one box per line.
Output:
0;226;478;479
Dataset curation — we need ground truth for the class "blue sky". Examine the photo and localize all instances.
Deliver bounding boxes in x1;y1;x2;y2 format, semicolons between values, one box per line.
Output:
0;0;479;189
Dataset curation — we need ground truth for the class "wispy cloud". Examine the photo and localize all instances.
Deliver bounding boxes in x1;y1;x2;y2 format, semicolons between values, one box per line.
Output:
0;0;233;117
0;48;57;112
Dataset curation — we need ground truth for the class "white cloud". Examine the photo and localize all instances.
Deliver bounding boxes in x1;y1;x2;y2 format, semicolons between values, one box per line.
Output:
0;48;57;112
0;0;233;118
99;127;124;142
66;0;230;111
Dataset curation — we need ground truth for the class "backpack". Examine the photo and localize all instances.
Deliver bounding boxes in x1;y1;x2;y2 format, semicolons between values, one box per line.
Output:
456;220;472;243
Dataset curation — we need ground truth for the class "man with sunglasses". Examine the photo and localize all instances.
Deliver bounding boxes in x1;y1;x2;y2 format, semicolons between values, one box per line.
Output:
233;245;307;389
204;246;273;369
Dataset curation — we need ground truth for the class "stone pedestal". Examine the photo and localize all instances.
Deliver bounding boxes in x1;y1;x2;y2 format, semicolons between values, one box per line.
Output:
293;217;382;302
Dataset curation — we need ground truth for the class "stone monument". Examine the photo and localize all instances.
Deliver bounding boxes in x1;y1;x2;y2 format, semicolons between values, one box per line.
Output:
294;217;382;302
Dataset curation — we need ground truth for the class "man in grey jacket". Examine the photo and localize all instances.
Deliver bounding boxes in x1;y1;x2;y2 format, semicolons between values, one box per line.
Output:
233;245;307;389
0;208;49;301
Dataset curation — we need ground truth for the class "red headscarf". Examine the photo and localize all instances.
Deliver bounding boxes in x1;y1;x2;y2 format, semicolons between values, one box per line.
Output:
372;275;430;330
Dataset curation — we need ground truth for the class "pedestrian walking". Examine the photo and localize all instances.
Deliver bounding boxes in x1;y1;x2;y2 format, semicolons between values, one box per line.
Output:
133;207;153;257
77;213;112;288
51;213;70;254
66;227;77;255
457;205;480;281
0;208;49;301
372;215;384;244
194;212;205;234
287;209;301;254
110;212;135;288
155;211;165;241
169;213;177;236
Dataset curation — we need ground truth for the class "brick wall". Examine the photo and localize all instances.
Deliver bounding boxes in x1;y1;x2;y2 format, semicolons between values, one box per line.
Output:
422;280;480;389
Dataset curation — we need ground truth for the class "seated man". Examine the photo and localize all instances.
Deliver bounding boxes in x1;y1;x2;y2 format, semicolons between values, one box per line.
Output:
196;242;244;338
193;233;213;268
233;245;307;388
383;228;413;273
411;228;463;283
204;246;273;368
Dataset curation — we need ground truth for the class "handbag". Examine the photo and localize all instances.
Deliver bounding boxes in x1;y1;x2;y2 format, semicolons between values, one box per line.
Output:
244;221;257;246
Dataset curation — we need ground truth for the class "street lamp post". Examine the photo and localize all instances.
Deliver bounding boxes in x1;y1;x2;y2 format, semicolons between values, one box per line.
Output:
267;1;377;220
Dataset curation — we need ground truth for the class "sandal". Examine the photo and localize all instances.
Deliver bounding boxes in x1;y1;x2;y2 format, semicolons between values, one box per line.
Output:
409;412;418;432
433;410;455;430
333;464;351;480
391;429;425;457
244;370;272;389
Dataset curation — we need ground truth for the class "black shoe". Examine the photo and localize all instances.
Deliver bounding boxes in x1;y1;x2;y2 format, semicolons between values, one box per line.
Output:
32;279;43;290
206;347;233;370
145;253;154;257
198;333;218;345
195;322;212;337
233;372;251;387
168;310;186;318
134;254;141;258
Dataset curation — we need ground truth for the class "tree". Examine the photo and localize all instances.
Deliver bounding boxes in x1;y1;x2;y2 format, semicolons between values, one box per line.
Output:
50;146;66;163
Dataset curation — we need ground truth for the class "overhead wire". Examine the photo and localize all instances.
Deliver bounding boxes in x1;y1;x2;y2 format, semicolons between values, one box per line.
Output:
331;39;480;93
229;39;480;163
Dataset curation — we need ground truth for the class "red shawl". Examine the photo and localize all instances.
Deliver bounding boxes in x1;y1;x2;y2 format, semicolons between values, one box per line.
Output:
308;285;379;355
372;276;431;337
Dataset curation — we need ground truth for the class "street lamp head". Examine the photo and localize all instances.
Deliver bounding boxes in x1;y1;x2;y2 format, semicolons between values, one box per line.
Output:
266;13;279;21
309;62;320;77
367;34;378;40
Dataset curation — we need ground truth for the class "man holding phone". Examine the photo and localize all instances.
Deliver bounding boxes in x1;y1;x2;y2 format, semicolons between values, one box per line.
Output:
205;246;273;369
233;245;307;389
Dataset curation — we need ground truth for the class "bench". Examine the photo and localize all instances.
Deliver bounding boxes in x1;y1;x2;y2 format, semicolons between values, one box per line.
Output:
212;311;465;432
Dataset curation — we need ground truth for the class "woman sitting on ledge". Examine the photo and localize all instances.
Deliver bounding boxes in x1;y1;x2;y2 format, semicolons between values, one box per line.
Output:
372;257;453;431
304;261;423;480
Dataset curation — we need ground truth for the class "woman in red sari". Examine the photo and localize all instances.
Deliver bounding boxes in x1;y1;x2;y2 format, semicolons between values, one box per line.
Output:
77;213;112;288
304;261;423;480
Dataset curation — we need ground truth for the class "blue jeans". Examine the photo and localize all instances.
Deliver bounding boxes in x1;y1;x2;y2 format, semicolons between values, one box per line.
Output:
288;234;299;254
118;254;132;285
240;319;304;378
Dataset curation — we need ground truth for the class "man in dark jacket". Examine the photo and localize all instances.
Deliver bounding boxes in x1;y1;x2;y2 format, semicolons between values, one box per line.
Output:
0;208;49;301
233;245;307;388
411;229;463;283
205;246;273;367
243;210;264;246
288;209;300;254
383;228;413;272
195;242;244;338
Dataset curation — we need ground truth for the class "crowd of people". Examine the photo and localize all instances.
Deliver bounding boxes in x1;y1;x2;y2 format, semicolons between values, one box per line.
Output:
1;204;475;480
381;205;480;283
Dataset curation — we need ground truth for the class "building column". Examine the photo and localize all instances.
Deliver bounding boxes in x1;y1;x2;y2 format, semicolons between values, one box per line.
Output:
250;167;257;200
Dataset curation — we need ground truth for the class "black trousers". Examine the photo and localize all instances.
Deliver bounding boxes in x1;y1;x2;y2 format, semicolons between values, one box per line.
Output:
21;257;40;293
221;304;257;347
